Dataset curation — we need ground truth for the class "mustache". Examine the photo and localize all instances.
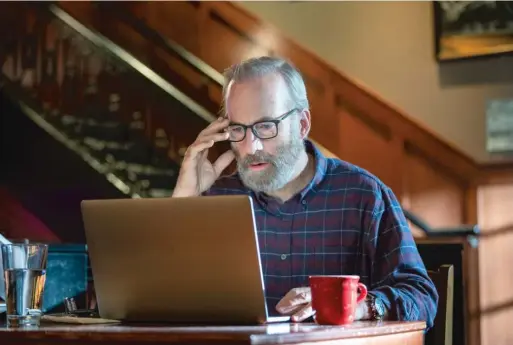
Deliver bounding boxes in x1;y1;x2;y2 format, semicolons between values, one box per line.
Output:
239;151;275;168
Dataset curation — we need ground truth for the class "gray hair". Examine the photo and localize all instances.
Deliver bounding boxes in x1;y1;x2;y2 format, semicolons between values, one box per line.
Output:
220;56;309;116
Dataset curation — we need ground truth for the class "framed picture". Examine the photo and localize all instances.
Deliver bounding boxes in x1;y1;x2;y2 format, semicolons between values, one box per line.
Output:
434;1;513;61
486;99;513;154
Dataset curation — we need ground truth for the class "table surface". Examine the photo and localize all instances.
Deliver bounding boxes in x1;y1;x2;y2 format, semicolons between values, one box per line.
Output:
0;320;426;344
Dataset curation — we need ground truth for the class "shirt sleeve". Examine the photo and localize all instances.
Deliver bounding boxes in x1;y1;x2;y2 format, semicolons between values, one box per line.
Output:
367;185;438;329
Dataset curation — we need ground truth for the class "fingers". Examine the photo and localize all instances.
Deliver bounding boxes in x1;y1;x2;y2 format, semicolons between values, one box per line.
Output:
200;132;230;144
185;117;230;161
213;150;235;176
291;303;314;323
184;139;215;160
198;117;230;138
185;132;230;160
275;287;311;315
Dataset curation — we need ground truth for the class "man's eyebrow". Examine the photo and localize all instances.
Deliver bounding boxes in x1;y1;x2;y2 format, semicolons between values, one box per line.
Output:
255;116;275;122
229;116;275;126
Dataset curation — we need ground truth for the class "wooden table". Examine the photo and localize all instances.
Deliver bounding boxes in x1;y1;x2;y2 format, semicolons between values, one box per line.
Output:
0;321;426;345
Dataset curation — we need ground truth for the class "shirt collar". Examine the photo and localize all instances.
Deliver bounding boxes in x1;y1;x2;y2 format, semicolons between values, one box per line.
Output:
299;139;328;199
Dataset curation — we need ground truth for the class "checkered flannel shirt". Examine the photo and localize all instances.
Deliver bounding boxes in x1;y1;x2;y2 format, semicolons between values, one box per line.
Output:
204;140;438;328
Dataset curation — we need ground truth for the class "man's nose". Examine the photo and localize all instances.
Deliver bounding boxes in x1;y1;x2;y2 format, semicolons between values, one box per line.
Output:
240;129;263;155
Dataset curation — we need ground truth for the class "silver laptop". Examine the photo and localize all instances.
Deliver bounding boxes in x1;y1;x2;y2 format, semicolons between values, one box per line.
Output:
81;195;289;324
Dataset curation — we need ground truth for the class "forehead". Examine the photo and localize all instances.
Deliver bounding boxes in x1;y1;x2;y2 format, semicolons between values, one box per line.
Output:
225;74;291;123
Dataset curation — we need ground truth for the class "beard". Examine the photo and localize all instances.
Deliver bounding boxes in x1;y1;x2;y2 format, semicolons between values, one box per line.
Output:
235;133;305;194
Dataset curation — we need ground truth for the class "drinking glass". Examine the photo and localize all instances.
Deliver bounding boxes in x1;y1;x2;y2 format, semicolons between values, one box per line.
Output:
1;243;48;328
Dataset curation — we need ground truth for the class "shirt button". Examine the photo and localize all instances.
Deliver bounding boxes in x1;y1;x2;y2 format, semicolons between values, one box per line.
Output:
281;254;287;260
301;200;307;205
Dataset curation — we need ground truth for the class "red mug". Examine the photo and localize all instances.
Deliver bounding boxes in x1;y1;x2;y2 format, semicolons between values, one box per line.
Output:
309;275;368;325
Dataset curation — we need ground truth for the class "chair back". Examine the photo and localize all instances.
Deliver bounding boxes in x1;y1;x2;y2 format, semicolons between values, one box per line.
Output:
426;264;454;345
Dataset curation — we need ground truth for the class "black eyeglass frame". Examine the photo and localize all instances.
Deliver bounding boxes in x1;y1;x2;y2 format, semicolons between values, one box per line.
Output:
226;108;299;143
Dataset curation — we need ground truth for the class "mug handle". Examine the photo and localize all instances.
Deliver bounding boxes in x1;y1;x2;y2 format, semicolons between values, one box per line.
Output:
356;283;368;304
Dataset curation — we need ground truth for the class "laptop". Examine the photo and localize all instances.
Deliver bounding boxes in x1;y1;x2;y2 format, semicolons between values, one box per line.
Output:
81;195;289;324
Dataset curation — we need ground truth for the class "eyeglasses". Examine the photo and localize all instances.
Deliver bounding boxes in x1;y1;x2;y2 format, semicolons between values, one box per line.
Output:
226;108;298;142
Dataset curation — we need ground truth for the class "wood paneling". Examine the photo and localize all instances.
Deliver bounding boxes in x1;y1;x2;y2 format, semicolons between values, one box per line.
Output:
477;185;513;345
203;12;271;72
336;106;398;191
403;150;465;228
148;2;201;55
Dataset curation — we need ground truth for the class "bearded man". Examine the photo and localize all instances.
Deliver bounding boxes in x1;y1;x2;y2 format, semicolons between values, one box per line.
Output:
171;56;438;328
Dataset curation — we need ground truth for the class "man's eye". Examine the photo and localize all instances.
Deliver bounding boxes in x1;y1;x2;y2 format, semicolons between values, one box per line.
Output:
229;126;243;133
256;123;274;130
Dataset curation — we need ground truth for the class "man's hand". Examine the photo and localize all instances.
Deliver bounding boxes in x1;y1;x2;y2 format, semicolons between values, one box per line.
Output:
172;117;235;197
275;287;314;322
276;287;374;323
354;298;372;321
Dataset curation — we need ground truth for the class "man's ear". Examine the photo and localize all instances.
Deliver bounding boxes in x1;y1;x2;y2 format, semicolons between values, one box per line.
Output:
299;109;311;139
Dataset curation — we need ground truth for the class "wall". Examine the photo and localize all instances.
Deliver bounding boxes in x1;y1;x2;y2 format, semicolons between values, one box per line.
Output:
476;184;513;345
239;1;513;163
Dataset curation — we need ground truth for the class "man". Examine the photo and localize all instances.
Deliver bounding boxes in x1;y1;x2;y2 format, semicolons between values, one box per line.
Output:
172;56;438;327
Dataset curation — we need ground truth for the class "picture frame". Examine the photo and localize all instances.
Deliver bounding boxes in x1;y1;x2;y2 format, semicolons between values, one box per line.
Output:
434;1;513;61
486;99;513;154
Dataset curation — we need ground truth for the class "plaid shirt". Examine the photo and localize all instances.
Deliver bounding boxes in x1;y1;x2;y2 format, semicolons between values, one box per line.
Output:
204;140;438;328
